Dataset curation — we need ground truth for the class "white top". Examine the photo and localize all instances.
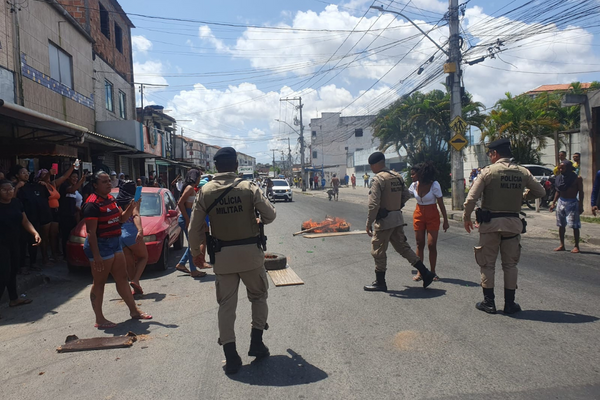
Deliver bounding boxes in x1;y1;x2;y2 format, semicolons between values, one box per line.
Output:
409;181;443;205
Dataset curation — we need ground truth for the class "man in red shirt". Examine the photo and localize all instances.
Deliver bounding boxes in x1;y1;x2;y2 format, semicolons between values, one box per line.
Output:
351;173;356;189
313;174;319;190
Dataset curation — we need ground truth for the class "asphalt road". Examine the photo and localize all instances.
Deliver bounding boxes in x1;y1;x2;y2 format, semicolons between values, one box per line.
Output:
1;192;600;400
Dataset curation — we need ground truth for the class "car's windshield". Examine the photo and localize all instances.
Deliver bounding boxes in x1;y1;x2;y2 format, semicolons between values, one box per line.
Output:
140;193;162;216
273;181;288;187
110;191;162;216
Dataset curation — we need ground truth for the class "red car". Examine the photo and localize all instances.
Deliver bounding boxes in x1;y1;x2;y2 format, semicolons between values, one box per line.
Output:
66;187;183;273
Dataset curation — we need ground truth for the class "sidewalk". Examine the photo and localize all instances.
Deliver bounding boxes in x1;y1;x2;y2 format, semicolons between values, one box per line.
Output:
1;258;74;303
293;186;600;247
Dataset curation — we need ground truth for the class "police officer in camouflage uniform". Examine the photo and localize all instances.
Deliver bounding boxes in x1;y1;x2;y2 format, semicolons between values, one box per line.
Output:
189;147;276;374
463;138;545;314
364;151;436;292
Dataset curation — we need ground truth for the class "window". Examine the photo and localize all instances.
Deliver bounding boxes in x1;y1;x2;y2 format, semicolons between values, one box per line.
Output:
311;131;317;138
48;42;73;88
355;128;363;137
99;3;110;39
105;80;114;112
313;151;318;159
118;90;126;118
114;24;123;53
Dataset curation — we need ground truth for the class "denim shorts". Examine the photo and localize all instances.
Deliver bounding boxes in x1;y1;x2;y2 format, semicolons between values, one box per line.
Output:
83;236;122;261
120;222;138;248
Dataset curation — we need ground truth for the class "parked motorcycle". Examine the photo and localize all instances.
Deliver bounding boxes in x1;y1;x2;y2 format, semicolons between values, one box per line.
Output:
523;176;555;209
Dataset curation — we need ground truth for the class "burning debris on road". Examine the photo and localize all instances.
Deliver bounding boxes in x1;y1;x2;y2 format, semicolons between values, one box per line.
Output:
294;217;350;236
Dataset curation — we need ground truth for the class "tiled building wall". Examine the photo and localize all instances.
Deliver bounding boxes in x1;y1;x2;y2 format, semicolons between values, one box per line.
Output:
17;0;94;129
0;3;14;72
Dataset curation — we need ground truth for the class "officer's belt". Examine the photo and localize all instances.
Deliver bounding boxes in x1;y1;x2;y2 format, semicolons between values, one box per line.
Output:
215;236;260;248
489;212;520;219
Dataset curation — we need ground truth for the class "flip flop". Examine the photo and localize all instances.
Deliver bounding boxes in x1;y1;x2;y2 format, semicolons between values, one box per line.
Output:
412;275;422;282
130;282;144;295
433;275;440;282
176;265;191;274
200;263;213;269
94;322;117;329
191;270;207;278
9;298;33;307
132;312;152;320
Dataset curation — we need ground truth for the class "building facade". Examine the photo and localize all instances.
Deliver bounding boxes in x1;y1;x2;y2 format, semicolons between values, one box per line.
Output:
308;112;377;178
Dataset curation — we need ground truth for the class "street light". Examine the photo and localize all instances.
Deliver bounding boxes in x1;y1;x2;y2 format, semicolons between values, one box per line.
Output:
369;6;448;56
275;119;300;135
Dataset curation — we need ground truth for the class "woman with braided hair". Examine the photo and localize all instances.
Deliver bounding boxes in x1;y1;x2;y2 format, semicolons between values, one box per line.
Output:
408;161;449;281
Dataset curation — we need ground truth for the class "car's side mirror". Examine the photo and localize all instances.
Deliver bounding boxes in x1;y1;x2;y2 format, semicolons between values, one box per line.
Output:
167;209;178;218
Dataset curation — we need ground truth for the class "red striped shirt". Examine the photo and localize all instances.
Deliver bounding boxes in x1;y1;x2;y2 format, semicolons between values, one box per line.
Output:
82;193;122;238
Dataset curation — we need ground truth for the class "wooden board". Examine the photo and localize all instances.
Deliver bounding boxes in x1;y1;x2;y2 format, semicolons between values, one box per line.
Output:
303;230;368;239
57;332;137;353
268;266;304;286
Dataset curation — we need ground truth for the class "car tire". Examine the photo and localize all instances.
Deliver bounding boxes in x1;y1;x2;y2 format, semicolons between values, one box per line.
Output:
264;252;287;270
173;231;183;250
156;239;169;271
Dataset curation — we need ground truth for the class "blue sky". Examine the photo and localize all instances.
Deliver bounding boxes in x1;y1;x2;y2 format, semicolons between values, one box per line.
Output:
121;0;600;163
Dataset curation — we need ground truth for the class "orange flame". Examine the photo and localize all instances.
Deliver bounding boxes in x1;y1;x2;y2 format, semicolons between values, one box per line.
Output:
301;217;350;233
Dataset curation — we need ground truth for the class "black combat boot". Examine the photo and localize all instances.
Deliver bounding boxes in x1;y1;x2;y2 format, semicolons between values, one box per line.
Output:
413;261;435;289
503;288;522;314
364;271;387;292
476;288;497;314
248;328;270;359
223;342;242;375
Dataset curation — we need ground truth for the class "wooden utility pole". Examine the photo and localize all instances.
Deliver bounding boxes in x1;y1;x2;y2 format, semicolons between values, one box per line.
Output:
449;0;465;210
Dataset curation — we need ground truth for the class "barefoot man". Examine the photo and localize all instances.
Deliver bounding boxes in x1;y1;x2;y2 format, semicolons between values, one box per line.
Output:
549;160;584;253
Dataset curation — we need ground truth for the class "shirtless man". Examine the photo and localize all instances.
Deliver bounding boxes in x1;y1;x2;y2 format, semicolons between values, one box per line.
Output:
549;160;584;253
331;174;340;201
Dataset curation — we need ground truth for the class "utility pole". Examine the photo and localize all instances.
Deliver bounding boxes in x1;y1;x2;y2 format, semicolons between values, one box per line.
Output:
287;137;292;177
269;149;276;176
134;82;168;122
448;0;464;210
370;4;464;210
280;97;306;191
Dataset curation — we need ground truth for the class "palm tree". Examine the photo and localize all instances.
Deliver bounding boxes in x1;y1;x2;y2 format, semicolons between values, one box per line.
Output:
372;89;486;192
481;92;560;164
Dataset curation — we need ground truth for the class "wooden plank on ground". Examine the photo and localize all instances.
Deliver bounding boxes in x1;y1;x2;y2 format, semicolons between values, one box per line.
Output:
57;332;137;353
303;230;368;239
268;266;304;286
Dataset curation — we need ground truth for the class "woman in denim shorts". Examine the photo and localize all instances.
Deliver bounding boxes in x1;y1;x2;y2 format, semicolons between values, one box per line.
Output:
82;171;152;329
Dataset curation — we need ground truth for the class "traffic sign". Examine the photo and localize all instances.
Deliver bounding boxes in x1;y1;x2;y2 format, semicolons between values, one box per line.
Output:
450;116;468;135
449;133;468;151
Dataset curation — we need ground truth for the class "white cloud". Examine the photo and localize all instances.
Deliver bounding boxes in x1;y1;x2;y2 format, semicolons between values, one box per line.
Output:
132;35;153;54
149;3;600;162
461;6;600;107
132;36;169;106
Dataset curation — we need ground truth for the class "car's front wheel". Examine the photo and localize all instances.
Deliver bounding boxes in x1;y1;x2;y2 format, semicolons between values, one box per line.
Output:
156;239;169;271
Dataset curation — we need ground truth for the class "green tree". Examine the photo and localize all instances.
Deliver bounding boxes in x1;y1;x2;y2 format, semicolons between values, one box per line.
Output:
481;93;560;164
372;89;485;193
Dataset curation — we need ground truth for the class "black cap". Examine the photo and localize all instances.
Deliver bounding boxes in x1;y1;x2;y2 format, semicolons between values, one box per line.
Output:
214;147;237;161
368;151;385;165
487;138;511;153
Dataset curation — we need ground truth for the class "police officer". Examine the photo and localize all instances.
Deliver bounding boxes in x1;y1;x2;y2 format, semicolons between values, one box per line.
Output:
364;152;436;292
188;147;276;375
463;138;545;314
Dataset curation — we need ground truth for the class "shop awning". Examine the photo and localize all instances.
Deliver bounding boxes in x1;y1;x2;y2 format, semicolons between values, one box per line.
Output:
0;143;78;158
0;99;138;152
